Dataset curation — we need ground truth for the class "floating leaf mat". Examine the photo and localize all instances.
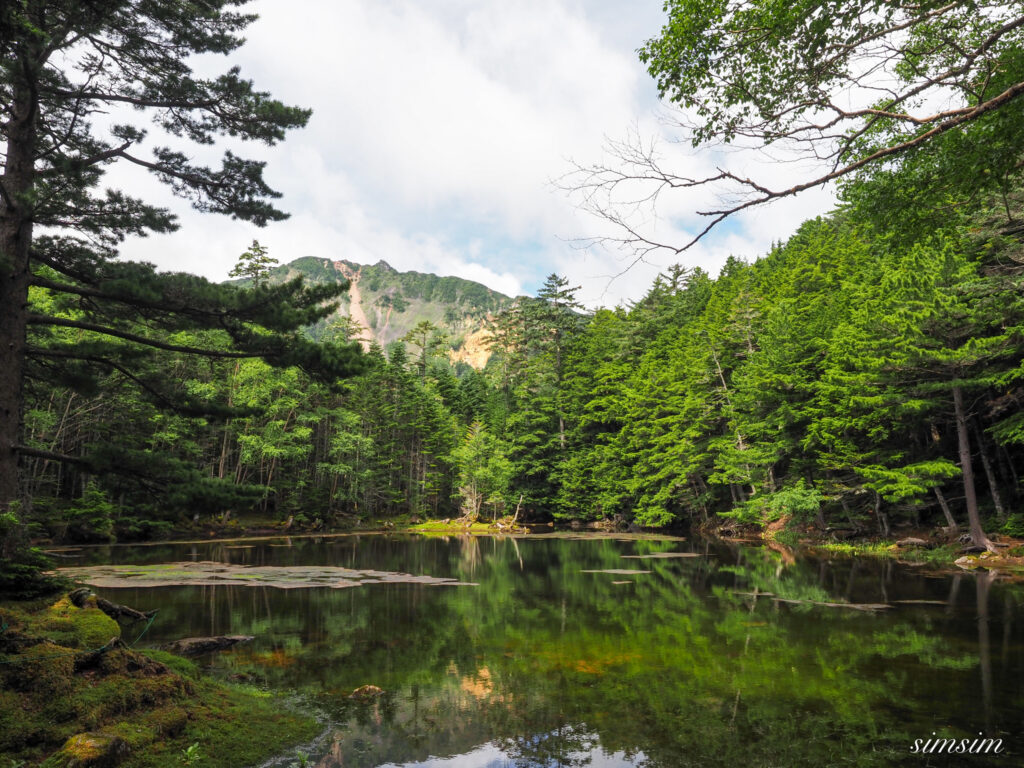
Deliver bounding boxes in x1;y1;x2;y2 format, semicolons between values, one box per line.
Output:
58;561;478;589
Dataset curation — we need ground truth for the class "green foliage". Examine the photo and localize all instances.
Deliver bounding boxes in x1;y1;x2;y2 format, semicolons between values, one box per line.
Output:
179;743;202;766
58;484;115;543
1000;514;1024;539
0;504;62;599
765;481;823;524
452;422;512;519
18;202;1024;540
635;0;1024;252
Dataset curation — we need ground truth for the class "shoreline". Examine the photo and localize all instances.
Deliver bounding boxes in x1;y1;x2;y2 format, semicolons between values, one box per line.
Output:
36;515;1024;571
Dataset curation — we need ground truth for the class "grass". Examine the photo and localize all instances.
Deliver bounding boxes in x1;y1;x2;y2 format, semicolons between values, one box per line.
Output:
808;540;963;564
813;541;899;558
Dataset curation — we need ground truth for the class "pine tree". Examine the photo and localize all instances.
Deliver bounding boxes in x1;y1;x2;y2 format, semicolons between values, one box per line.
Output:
229;240;279;285
0;4;364;556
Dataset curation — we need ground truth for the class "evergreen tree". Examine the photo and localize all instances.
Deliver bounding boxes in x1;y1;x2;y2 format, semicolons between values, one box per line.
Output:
0;3;364;569
229;240;279;285
500;275;585;516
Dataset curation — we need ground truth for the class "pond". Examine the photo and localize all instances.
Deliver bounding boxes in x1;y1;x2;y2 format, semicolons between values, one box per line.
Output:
57;534;1024;767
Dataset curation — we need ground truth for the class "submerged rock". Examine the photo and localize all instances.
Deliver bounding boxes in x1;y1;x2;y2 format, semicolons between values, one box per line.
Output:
955;555;980;569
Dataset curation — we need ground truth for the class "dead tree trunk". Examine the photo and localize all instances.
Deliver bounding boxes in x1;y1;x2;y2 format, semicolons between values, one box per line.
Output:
953;386;996;552
874;492;890;538
934;487;958;534
973;423;1006;522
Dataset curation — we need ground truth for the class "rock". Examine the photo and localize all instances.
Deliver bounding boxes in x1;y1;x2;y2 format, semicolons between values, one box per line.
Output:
954;555;979;569
895;537;929;548
162;635;254;656
349;684;384;701
50;732;130;767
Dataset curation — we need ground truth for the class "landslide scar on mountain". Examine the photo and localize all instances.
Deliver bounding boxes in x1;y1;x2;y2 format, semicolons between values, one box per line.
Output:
334;261;373;351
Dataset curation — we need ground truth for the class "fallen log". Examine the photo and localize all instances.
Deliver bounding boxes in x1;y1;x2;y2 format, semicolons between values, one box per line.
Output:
162;635;254;656
69;588;156;622
773;597;891;612
895;537;930;548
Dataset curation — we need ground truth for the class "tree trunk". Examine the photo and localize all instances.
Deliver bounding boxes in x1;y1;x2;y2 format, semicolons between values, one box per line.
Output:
934;486;958;534
953;386;995;552
0;72;39;515
874;492;890;538
973;422;1006;521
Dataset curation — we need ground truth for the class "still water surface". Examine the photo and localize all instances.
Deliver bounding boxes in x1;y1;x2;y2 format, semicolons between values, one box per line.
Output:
60;534;1024;767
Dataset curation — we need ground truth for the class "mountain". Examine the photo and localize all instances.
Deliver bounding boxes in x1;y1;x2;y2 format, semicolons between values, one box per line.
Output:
265;257;515;369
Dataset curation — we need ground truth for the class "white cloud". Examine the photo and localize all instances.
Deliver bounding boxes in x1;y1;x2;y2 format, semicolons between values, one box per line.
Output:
112;0;836;309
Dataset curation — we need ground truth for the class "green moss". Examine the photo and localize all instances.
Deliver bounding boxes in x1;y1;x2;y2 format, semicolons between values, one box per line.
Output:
118;682;320;768
42;732;130;768
0;593;318;768
1;640;76;697
141;649;199;678
410;519;503;535
34;596;121;649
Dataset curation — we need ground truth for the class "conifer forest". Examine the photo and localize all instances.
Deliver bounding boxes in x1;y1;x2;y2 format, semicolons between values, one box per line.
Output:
4;2;1024;767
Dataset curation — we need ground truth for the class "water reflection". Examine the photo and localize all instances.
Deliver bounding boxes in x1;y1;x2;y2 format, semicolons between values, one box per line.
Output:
63;535;1024;767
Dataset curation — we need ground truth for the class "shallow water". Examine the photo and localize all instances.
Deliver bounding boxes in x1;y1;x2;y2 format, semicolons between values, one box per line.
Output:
59;534;1024;767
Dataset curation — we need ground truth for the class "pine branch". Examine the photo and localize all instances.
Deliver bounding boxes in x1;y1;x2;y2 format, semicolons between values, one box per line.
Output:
26;315;255;358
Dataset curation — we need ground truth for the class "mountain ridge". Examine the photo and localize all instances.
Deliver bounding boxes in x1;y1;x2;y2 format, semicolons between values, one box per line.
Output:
264;256;516;370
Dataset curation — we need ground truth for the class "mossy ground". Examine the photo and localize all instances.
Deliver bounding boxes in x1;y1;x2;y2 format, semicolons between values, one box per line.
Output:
409;520;496;535
408;516;529;536
0;596;318;767
789;536;1022;568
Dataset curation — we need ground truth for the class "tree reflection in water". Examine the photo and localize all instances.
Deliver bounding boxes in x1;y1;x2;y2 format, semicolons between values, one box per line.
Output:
73;534;1024;767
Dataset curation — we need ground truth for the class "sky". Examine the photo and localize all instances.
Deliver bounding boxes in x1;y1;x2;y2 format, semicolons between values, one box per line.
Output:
114;0;837;308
